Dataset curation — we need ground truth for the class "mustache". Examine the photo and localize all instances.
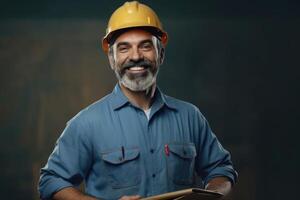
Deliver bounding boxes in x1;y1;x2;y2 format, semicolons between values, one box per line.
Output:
121;59;153;70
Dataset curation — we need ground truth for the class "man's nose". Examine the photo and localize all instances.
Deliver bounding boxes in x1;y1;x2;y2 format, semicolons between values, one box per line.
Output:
129;47;143;61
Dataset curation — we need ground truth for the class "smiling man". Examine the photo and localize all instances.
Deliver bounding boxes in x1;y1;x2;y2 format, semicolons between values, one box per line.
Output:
109;29;162;102
38;1;237;200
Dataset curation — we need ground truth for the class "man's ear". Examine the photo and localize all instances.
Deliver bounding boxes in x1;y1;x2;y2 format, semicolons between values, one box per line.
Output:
159;47;165;65
107;49;115;70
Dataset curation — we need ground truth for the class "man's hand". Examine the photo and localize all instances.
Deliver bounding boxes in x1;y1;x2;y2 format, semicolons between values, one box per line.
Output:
53;187;141;200
52;187;98;200
205;176;232;198
119;195;141;200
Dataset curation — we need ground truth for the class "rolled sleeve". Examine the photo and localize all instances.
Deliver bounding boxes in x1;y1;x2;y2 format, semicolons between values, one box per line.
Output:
194;108;238;186
203;165;237;186
38;173;73;199
38;117;93;199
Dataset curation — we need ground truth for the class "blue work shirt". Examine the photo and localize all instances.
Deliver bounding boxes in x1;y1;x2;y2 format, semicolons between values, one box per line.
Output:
39;84;237;200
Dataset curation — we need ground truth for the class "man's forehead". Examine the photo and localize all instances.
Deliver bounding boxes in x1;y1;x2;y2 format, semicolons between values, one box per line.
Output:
114;29;154;44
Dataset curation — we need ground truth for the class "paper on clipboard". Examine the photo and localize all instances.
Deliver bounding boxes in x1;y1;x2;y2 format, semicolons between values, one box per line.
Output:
141;188;223;200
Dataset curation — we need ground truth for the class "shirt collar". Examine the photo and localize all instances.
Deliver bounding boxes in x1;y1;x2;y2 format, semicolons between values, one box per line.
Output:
155;87;178;111
110;83;177;111
111;84;130;110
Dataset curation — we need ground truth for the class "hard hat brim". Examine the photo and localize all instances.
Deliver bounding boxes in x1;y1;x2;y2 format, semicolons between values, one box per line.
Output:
102;26;168;53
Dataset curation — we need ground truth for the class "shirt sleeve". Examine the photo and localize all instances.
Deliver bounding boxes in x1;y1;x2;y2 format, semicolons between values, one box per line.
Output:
38;118;93;199
193;107;238;186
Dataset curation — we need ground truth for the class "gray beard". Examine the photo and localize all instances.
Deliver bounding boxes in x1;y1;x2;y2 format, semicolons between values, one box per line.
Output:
114;69;158;92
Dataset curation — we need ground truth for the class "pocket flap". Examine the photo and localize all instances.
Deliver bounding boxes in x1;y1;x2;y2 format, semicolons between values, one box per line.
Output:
168;143;197;159
102;148;140;164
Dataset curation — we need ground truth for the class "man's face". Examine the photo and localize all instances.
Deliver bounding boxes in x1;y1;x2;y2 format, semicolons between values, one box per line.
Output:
109;29;162;91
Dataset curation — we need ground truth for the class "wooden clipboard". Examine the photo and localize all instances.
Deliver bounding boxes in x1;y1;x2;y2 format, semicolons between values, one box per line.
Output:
141;188;223;200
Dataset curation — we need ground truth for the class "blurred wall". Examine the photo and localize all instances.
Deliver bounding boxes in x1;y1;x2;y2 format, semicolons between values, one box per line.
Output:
0;1;299;199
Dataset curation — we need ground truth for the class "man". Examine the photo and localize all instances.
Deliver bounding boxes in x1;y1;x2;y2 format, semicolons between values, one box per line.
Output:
39;1;237;200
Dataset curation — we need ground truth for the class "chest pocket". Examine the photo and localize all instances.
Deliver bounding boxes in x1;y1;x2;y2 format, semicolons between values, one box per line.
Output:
167;143;197;185
102;147;141;189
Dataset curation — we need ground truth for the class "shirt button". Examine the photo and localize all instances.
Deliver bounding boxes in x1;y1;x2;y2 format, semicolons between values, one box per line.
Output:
152;174;156;178
150;149;154;154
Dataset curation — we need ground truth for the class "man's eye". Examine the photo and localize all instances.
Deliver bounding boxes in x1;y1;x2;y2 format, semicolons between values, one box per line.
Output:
118;46;128;52
141;43;153;50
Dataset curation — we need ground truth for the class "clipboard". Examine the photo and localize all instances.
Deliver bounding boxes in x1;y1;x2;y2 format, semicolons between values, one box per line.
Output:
141;188;223;200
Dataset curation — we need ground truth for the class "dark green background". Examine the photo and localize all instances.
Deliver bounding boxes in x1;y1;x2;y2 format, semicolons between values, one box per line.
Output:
1;0;299;199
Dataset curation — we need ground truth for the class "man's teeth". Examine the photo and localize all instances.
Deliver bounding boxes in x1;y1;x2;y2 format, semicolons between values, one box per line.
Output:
128;66;144;71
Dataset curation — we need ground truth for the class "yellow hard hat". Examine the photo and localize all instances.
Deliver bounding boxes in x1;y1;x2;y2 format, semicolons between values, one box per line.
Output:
102;1;168;53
